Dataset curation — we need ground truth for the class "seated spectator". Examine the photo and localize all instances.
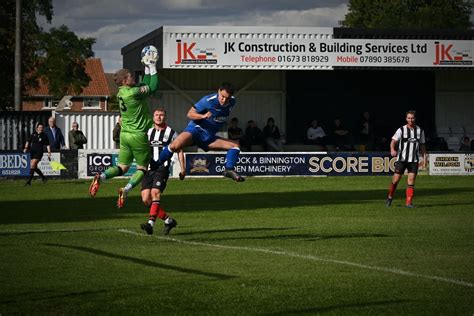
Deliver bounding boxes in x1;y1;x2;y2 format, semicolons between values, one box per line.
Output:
440;137;449;151
244;120;264;151
427;135;449;151
263;117;283;152
228;117;245;146
358;111;375;151
459;136;471;151
306;119;326;148
331;117;354;151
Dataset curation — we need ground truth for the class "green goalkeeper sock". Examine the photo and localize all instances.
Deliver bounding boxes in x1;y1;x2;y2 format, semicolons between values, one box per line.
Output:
104;166;122;180
124;169;145;193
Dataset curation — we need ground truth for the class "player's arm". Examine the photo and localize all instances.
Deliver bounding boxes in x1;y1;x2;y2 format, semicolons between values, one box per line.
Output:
187;106;212;120
139;47;159;95
419;130;427;167
178;150;186;180
390;139;398;157
46;145;51;159
24;133;34;152
390;129;401;157
419;143;427;167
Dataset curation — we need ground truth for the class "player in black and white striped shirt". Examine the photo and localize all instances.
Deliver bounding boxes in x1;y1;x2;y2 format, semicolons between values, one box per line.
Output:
140;109;185;235
386;110;426;208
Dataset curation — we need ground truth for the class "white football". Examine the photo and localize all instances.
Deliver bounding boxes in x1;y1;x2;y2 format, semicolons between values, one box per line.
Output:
141;45;159;65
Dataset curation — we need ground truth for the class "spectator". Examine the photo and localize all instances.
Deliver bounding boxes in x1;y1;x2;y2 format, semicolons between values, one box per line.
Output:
44;116;65;150
358;111;375;151
263;117;283;152
228;117;245;146
440;137;449;151
331;117;353;151
306;119;326;149
459;136;471;151
244;120;263;151
113;115;121;149
68;122;87;149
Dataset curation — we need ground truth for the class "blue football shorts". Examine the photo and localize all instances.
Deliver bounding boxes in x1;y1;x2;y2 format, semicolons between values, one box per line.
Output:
183;125;218;151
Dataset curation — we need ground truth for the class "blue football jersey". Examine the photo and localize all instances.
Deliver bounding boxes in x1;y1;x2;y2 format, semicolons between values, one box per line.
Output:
187;93;236;134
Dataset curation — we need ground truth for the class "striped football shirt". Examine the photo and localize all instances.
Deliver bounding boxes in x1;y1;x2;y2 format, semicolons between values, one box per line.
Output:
147;125;177;170
392;125;425;162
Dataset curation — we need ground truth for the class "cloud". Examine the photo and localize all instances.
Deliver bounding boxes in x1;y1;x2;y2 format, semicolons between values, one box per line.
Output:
217;4;348;27
162;0;204;9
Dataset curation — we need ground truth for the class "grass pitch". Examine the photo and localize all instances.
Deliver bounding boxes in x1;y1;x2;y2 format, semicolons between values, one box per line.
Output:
0;176;473;314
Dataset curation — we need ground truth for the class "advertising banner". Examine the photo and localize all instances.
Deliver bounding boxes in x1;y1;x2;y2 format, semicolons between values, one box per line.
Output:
0;152;30;176
84;152;137;177
78;149;181;179
429;153;474;175
38;152;62;176
186;152;398;177
164;36;473;69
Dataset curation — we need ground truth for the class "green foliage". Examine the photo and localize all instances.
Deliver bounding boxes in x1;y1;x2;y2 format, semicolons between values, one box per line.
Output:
341;0;473;29
108;94;120;111
36;25;95;98
0;0;95;110
0;0;53;110
0;176;473;314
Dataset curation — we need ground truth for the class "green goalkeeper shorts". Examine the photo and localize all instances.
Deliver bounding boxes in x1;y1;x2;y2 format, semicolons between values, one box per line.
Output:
118;131;150;167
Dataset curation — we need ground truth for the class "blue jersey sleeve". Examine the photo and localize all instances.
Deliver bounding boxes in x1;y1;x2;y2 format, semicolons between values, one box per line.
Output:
194;95;213;113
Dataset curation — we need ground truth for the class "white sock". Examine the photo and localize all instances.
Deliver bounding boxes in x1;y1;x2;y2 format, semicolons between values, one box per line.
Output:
124;183;132;193
148;220;155;227
164;217;173;224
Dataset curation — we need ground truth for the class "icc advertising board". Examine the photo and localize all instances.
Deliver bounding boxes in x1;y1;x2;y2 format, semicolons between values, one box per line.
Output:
164;35;473;69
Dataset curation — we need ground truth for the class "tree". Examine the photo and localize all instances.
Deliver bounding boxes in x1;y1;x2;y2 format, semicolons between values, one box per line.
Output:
0;0;95;110
341;0;473;29
36;25;95;98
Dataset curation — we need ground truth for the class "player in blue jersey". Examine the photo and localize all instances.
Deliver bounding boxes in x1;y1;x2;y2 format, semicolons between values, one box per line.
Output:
157;82;244;181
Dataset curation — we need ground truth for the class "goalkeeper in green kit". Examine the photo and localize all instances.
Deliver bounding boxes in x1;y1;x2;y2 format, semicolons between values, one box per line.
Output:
89;46;159;208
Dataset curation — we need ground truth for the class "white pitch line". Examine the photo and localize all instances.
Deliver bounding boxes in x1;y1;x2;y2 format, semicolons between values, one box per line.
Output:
118;229;474;289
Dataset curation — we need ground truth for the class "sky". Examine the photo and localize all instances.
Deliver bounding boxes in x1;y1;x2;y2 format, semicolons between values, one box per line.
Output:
38;0;349;72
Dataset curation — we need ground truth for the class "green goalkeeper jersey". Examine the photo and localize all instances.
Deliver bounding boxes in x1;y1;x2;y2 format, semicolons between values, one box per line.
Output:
117;74;158;133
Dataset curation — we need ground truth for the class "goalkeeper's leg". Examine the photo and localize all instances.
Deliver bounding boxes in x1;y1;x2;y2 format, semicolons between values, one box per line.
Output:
89;165;126;197
117;136;150;208
117;168;146;209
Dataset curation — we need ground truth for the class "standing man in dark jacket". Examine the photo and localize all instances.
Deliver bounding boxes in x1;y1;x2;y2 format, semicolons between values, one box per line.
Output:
113;115;122;149
68;122;87;149
44;117;65;150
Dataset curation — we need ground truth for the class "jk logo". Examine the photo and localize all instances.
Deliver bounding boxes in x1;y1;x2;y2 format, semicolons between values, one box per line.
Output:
433;42;453;65
224;42;235;54
175;40;196;64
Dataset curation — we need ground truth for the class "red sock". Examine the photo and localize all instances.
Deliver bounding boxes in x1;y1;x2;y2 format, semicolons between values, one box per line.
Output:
388;182;398;199
149;200;168;221
406;185;414;205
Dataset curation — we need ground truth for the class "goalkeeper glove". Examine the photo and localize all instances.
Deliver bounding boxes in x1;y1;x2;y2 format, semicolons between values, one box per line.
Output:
141;46;159;66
